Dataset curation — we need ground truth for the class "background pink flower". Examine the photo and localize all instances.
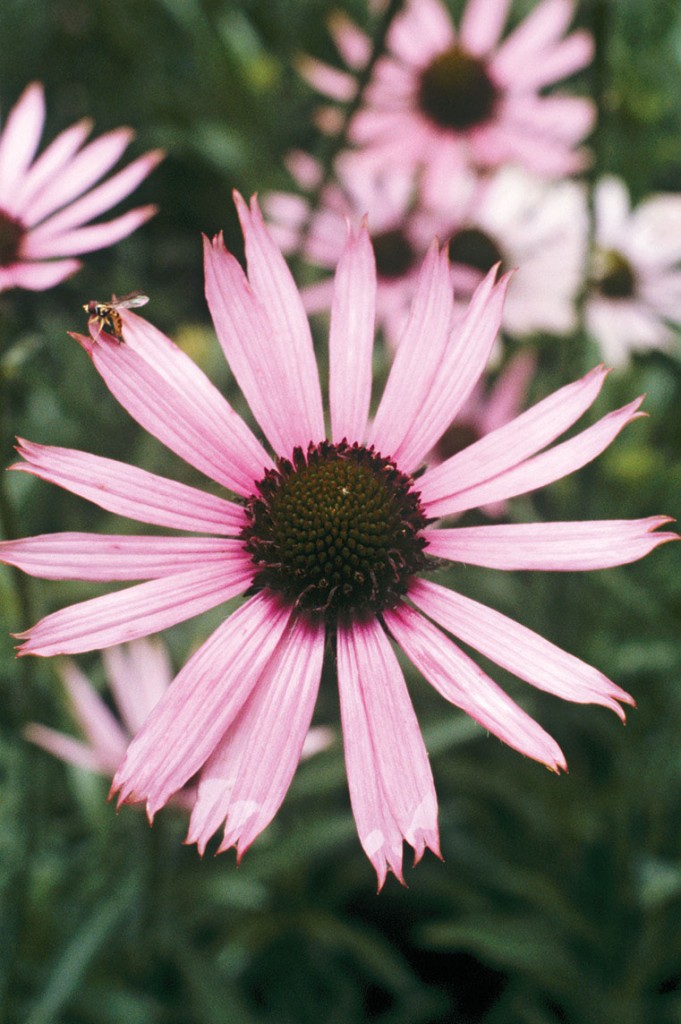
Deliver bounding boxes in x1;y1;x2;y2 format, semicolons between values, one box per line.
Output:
301;0;595;192
1;197;674;885
0;82;163;292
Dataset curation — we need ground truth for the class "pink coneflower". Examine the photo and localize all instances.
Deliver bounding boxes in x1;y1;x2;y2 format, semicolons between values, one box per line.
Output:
301;0;595;190
585;177;681;366
25;638;331;802
0;82;163;293
1;195;675;885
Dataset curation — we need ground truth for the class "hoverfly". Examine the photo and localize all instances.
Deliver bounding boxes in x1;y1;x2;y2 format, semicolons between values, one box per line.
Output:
83;291;149;342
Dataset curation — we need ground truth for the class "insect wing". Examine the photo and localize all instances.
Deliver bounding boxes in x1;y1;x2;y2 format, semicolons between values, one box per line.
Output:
111;291;149;311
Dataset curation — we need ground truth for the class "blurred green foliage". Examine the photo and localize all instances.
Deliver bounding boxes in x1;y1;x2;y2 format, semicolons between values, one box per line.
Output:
0;0;681;1022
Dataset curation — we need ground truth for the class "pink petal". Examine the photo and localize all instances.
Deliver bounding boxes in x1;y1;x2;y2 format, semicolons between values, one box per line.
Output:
480;352;536;435
12;439;246;534
0;533;244;581
492;0;577;80
368;242;454;459
338;618;440;866
388;0;455;66
187;615;325;856
336;630;407;888
11;119;93;217
104;638;172;734
26;150;163;238
423;396;644;518
57;660;129;769
500;32;594;92
204;233;315;455
504;94;595;146
459;0;512;56
423;517;678;570
76;314;271;495
234;193;325;450
23;205;157;258
329;12;371;69
329;221;376;443
394;269;510;474
385;601;566;770
24;128;134;227
15;561;254;657
0;258;81;292
418;365;608;507
24;724;107;774
0;82;45;200
297;56;358;102
409;578;634;718
111;592;292;815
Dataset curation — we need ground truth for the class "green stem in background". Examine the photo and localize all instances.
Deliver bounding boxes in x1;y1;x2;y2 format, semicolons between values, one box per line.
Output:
291;0;405;272
0;356;37;731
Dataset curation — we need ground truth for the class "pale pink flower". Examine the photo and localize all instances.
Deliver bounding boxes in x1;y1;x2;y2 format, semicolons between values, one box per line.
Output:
444;165;588;337
25;638;331;803
0;82;163;292
585;177;681;366
1;195;675;886
301;0;595;192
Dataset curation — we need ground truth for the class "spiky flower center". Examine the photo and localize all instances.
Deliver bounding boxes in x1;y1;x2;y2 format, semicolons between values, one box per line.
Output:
372;228;417;280
449;227;504;275
0;209;23;267
418;46;499;132
242;441;430;618
593;248;637;299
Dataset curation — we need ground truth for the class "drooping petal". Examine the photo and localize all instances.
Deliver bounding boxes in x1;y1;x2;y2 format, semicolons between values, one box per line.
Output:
385;602;566;770
104;638;172;735
24;724;109;774
204;233;316;455
418;365;609;508
11;440;246;534
111;592;292;816
234;192;325;448
337;626;406;888
394;270;510;473
422;518;678;570
329;220;376;443
0;533;244;581
368;242;453;458
0;82;45;200
14;561;254;657
56;660;128;769
75;318;271;495
337;618;440;867
409;578;634;717
187;615;325;856
422;397;644;518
